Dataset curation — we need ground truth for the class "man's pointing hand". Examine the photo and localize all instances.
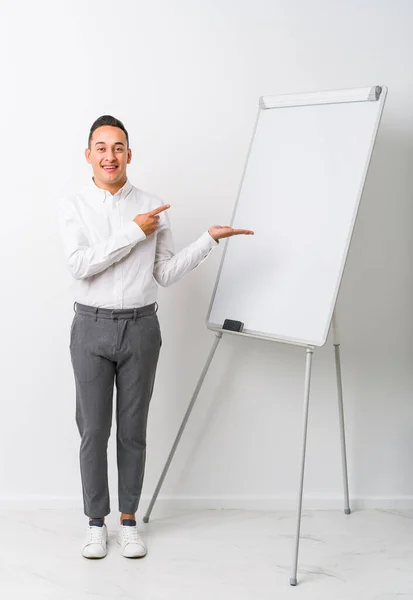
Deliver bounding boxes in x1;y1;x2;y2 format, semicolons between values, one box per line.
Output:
133;204;170;236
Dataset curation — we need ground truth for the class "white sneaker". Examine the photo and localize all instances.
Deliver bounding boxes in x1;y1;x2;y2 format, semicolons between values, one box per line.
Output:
81;520;108;559
117;520;147;558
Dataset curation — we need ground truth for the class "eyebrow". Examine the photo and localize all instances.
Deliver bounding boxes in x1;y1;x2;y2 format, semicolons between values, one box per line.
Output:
95;141;125;146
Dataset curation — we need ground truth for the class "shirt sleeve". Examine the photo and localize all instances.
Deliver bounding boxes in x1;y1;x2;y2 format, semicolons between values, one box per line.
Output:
153;210;218;287
57;198;146;280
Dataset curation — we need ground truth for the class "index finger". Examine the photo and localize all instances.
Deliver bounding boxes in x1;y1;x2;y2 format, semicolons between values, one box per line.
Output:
149;204;170;216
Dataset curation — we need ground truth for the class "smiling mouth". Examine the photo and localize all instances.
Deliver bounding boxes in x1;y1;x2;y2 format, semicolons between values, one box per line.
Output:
102;165;118;172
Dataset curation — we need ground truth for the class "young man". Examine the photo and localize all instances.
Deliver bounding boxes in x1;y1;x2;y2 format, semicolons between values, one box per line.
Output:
58;115;253;559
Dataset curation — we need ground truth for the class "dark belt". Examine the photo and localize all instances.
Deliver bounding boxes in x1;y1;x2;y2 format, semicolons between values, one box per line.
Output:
73;302;158;320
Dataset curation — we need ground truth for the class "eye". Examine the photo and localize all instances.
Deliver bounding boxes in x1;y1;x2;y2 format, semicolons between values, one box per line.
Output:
97;147;105;152
115;147;124;152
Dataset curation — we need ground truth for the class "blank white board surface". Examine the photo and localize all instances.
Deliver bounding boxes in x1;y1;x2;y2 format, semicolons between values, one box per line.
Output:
207;86;387;347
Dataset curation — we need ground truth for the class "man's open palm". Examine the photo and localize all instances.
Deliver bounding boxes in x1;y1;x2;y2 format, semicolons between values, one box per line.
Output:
208;225;254;241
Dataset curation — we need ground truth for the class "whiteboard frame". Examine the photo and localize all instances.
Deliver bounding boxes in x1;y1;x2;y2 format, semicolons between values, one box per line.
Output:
206;85;388;347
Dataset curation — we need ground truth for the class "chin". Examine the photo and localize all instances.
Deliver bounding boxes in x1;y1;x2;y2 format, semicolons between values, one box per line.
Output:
100;172;123;182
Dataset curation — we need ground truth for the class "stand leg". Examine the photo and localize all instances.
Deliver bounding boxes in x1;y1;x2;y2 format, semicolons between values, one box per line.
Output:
143;332;223;523
334;343;351;515
331;313;351;515
290;347;314;585
290;346;314;587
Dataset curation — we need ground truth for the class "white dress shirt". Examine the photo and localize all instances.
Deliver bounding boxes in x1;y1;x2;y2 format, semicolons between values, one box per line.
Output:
57;179;218;309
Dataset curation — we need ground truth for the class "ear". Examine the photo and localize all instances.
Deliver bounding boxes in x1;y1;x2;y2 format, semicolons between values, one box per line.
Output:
127;148;132;164
85;148;91;164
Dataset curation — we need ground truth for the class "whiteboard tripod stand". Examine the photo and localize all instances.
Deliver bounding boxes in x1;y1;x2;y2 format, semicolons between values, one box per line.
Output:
143;313;350;586
143;84;387;586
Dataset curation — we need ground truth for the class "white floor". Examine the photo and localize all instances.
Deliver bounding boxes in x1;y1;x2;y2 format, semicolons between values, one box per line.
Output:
0;508;412;600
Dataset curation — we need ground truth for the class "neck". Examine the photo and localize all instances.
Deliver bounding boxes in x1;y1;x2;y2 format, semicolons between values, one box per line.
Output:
93;176;127;196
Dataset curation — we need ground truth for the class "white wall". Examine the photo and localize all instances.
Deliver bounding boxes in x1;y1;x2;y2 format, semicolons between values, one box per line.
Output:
0;0;412;512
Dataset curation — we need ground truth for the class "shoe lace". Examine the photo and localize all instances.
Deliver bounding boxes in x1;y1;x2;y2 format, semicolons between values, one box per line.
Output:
88;525;104;544
122;525;142;544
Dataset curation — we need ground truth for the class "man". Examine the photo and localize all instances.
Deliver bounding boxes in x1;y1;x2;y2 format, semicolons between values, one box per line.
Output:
58;115;253;560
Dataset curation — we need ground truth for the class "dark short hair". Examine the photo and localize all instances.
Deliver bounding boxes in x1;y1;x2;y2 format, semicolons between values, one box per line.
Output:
88;115;129;148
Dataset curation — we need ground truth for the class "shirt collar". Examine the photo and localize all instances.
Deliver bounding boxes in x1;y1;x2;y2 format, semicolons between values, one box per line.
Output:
84;178;133;203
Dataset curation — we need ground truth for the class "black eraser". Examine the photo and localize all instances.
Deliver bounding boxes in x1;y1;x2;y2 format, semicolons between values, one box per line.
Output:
222;319;244;332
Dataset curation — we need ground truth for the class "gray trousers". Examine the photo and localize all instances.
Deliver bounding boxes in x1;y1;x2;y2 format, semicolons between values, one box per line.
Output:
69;302;162;518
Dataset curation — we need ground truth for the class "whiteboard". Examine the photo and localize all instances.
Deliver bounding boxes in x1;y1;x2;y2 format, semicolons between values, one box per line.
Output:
207;86;387;347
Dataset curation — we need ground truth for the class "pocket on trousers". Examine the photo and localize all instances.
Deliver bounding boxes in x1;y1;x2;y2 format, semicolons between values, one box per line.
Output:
133;313;162;351
69;315;78;348
69;316;102;384
154;313;162;347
